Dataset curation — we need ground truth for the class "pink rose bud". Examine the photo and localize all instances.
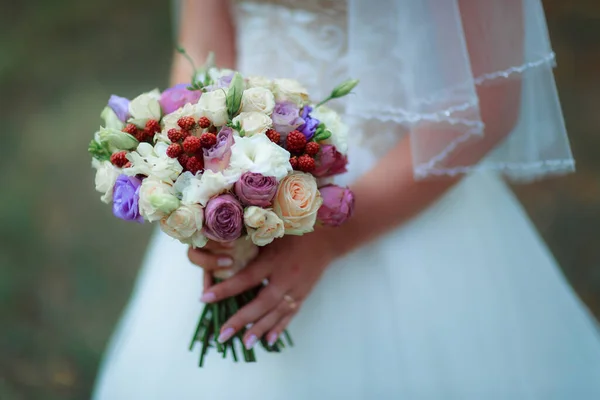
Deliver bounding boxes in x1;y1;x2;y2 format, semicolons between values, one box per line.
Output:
234;172;278;207
203;127;234;172
313;145;348;178
317;185;355;227
203;194;244;242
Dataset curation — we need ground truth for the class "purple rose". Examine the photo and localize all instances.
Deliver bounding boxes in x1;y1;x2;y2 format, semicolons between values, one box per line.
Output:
313;145;348;178
297;106;320;140
317;185;355;227
203;127;234;172
108;95;130;123
272;101;304;136
159;83;202;114
112;175;144;223
203;194;244;242
234;172;278;207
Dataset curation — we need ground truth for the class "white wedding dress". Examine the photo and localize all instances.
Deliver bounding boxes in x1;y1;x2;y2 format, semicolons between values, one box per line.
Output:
93;1;600;399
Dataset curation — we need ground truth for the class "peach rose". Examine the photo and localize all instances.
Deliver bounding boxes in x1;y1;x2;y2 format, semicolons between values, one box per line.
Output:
273;171;323;235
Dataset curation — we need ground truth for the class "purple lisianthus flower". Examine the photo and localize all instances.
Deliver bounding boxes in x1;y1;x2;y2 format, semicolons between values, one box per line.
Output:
112;175;144;223
234;172;278;207
204;73;235;92
203;127;234;172
203;194;244;242
108;95;130;123
297;106;320;140
159;83;202;114
313;145;348;178
271;101;304;136
317;185;355;227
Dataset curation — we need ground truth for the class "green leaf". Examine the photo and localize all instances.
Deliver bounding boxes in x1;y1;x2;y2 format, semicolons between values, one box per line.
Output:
88;139;111;161
226;73;244;119
314;129;332;142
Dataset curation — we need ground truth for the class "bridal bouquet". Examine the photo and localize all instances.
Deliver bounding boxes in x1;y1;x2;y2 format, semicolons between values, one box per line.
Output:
89;50;357;366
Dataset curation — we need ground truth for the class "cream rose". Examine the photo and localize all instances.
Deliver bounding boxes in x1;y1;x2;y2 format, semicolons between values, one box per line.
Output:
273;172;323;235
228;135;292;181
273;78;309;107
128;89;162;127
246;75;273;90
197;90;228;126
232;111;272;137
244;207;285;246
311;106;348;154
92;159;120;204
240;87;275;115
138;177;180;222
160;204;206;243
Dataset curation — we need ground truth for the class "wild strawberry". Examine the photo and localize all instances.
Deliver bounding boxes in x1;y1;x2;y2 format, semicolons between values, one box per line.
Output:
182;136;202;153
166;143;183;158
186;156;204;175
177;116;196;130
305;142;320;156
167;128;184;143
286;130;307;153
122;124;138;136
145;119;161;134
200;133;217;148
178;154;190;169
297;154;315;172
110;151;128;168
266;129;281;144
289;156;299;170
198;116;211;129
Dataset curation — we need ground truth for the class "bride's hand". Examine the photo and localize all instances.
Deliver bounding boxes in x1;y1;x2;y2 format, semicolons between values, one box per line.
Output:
188;231;337;349
187;241;236;291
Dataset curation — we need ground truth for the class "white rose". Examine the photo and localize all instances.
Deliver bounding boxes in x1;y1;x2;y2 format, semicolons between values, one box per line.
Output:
160;204;206;243
92;159;120;204
138;177;180;222
240;87;275;115
197;90;228;126
124;142;183;183
228;135;292;181
128;89;162;127
244;207;285;246
161;103;202;133
174;170;238;207
232;112;272;137
246;76;273;90
311;106;348;154
273;78;309;107
182;231;209;249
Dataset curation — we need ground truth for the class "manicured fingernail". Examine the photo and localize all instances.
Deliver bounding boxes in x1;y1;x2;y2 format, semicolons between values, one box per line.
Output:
267;332;278;347
218;328;235;343
217;257;233;267
200;292;216;303
244;334;258;350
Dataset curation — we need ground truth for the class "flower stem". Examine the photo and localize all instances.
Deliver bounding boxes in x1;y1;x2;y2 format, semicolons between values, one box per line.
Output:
315;97;332;109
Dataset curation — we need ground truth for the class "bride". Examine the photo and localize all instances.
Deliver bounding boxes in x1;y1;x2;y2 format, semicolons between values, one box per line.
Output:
94;0;600;398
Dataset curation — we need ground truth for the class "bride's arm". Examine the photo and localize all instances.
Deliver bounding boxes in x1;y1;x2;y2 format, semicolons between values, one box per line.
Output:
169;0;236;85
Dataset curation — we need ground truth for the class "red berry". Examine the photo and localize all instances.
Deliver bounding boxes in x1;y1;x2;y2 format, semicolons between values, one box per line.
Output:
181;130;191;139
122;124;138;136
110;151;128;168
182;136;202;153
266;129;281;144
305;142;320;156
178;154;190;168
177;116;196;130
145;119;161;134
286;130;307;153
167;128;184;143
289;156;299;170
135;130;147;142
186;156;204;175
198;116;211;129
166;143;183;158
297;154;315;172
200;133;217;148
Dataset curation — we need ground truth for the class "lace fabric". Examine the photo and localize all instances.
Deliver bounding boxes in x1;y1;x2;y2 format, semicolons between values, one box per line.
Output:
235;0;574;181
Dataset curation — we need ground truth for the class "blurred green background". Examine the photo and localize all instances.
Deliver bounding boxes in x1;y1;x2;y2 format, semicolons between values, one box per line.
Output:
0;1;599;399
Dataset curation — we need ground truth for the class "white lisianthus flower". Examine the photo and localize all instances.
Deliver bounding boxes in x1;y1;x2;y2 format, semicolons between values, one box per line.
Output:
138;177;180;222
273;78;309;107
228;135;292;181
160;204;206;246
100;106;125;130
174;170;239;207
128;89;162;127
161;103;202;133
240;87;275;115
232;112;272;137
244;207;285;246
197;90;228;126
92;159;120;204
124;142;183;183
246;75;273;90
96;126;138;152
311;106;349;154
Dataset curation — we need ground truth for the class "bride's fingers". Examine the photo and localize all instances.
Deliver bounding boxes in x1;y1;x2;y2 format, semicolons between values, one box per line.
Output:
266;314;295;347
187;247;233;272
202;260;271;303
242;300;297;349
203;271;212;292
